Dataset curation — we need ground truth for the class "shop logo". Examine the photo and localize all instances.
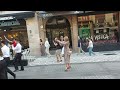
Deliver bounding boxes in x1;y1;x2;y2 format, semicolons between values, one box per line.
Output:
0;20;20;27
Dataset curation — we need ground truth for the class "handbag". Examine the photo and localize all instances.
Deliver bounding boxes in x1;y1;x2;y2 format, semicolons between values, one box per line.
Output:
67;50;72;55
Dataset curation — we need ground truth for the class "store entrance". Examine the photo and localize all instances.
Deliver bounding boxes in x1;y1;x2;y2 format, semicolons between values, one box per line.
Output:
46;16;72;50
0;19;29;49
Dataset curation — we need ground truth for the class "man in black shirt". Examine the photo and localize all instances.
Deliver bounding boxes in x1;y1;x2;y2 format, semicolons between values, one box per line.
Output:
77;36;85;55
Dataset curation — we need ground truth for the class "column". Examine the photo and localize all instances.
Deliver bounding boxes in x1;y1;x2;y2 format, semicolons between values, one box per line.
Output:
39;17;46;42
90;21;94;41
26;13;41;57
71;15;78;52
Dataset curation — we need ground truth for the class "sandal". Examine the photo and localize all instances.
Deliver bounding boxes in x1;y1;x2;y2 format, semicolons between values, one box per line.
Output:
65;69;68;72
67;66;71;69
60;60;62;62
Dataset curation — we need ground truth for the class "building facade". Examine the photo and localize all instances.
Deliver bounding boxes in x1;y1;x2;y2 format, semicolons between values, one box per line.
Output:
0;11;41;56
39;11;120;52
0;11;120;57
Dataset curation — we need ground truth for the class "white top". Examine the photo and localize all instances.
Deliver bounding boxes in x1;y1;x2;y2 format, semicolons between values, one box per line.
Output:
1;45;10;58
88;40;93;48
12;43;22;53
45;40;50;48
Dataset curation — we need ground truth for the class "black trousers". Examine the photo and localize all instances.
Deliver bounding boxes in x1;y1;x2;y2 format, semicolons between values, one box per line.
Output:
0;60;8;79
4;57;15;78
13;53;24;70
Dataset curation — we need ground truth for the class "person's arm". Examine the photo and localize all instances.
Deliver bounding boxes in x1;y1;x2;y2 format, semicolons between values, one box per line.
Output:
80;42;82;47
56;40;68;45
87;42;90;48
53;41;58;46
4;35;12;43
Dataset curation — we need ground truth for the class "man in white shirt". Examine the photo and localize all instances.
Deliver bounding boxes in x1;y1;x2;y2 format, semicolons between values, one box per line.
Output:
45;38;51;57
1;41;16;79
87;38;95;56
12;39;24;72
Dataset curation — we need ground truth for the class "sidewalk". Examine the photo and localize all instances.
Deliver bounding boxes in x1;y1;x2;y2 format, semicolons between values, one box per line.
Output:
28;50;120;66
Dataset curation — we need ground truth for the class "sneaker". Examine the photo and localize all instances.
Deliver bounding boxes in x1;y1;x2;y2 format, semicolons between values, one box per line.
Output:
13;70;19;72
19;69;24;71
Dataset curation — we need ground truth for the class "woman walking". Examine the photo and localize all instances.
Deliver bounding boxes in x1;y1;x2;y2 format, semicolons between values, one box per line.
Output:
40;39;46;56
45;38;51;57
60;36;64;57
87;38;95;56
55;36;72;72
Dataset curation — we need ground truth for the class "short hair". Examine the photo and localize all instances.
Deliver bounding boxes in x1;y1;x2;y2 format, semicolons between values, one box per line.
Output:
1;40;6;44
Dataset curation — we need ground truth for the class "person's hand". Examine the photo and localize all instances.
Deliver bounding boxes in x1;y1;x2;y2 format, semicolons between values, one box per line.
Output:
55;38;58;41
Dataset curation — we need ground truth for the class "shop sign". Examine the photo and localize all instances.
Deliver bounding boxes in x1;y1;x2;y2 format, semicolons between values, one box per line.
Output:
0;20;20;27
78;16;90;21
94;34;109;40
79;28;90;38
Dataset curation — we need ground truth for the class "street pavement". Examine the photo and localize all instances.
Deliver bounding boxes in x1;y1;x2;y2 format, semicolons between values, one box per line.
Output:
8;61;120;79
28;50;120;66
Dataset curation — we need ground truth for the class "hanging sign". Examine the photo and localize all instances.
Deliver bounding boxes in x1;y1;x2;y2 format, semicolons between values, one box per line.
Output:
78;16;90;22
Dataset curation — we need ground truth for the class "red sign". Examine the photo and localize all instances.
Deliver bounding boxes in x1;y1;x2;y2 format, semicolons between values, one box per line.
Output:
78;16;90;21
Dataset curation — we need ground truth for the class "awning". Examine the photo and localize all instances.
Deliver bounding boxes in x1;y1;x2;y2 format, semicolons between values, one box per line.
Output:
0;11;35;20
38;11;118;18
38;11;85;17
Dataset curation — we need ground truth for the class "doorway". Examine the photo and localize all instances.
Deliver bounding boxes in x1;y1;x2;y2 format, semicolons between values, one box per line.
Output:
46;16;72;49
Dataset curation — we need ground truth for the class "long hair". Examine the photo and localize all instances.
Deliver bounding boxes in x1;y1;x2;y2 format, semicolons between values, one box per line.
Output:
64;36;69;41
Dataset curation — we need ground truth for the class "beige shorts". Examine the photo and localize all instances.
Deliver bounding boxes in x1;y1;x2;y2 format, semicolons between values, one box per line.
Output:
56;49;61;55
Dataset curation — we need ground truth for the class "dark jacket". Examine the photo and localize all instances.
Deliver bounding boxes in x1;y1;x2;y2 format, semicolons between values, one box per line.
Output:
0;60;7;79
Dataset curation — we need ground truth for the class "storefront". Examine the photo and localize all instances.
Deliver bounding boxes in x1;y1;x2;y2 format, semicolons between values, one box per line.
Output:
45;16;72;49
77;11;120;51
0;19;29;49
0;11;42;56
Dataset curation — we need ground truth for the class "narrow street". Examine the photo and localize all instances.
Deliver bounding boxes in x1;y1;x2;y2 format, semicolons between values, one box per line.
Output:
8;61;120;79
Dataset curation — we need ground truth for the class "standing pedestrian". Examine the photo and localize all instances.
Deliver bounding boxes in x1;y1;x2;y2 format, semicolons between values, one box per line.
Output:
40;39;46;56
45;38;51;57
12;39;24;72
60;36;64;57
53;38;62;62
55;36;72;72
77;36;85;55
1;40;16;79
87;38;95;56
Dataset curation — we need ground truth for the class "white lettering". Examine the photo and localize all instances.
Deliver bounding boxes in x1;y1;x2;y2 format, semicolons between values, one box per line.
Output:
0;20;20;27
94;34;109;40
